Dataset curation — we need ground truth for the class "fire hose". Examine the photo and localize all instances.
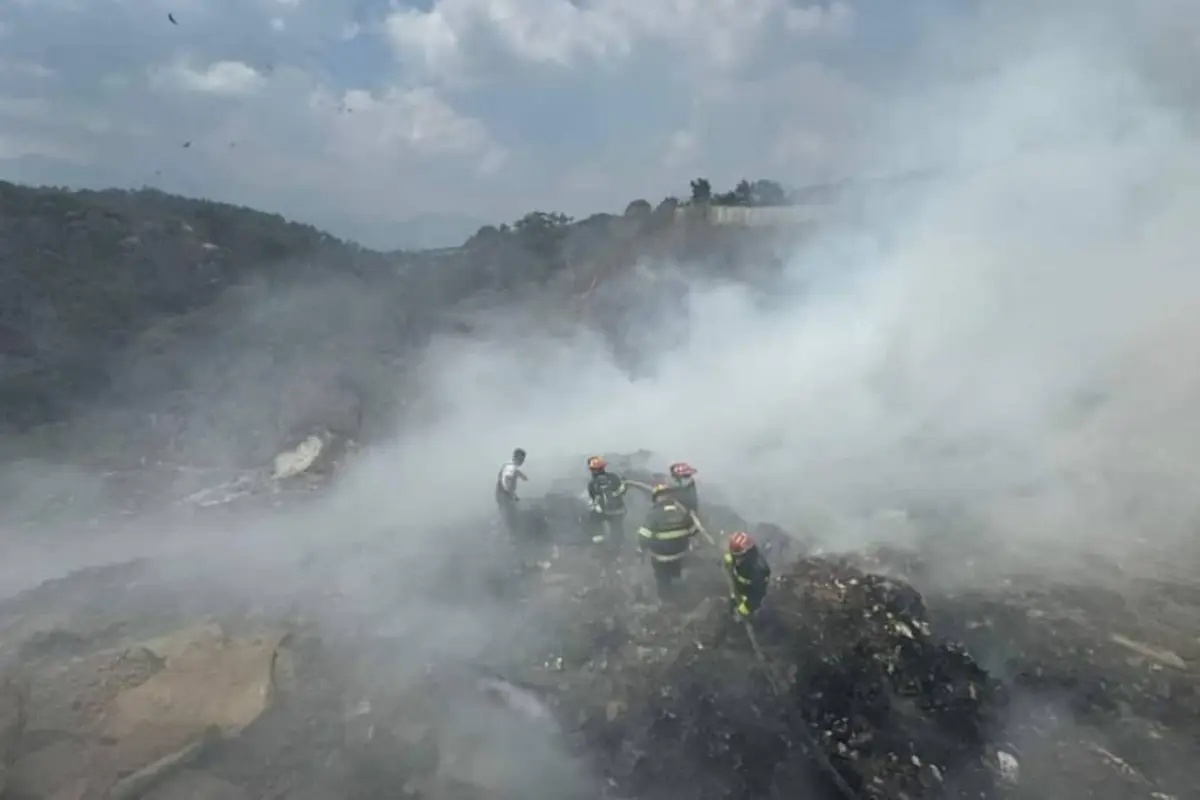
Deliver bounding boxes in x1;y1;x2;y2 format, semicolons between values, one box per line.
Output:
626;478;861;800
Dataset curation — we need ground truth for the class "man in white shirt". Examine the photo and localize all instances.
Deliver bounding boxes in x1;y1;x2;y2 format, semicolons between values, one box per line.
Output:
495;447;527;537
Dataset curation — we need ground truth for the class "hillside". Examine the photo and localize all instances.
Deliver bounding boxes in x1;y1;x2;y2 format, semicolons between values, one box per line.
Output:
2;182;1198;800
0;455;1195;800
0;178;818;464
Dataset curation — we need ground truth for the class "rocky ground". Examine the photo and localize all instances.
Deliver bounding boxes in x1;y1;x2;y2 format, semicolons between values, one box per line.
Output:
0;451;1195;799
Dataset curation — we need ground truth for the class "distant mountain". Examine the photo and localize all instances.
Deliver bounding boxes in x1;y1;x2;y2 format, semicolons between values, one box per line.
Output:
0;156;490;252
389;212;493;251
314;210;491;252
0;177;805;458
0;154;210;200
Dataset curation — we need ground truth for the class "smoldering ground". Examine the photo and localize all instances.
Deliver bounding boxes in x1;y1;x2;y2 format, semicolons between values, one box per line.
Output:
261;8;1200;788
1;1;1199;797
245;26;1200;792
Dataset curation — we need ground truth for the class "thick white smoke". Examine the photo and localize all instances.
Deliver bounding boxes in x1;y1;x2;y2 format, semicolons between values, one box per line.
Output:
321;2;1200;585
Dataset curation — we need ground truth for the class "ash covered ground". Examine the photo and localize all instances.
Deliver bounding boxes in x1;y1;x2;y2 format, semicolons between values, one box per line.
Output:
0;452;1195;800
4;3;1200;796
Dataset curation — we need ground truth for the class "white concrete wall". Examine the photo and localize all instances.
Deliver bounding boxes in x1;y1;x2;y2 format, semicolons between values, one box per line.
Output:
673;204;830;227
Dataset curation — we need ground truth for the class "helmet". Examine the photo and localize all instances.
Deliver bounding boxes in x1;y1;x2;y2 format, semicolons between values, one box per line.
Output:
729;531;755;555
513;448;527;464
587;456;607;471
669;461;696;478
651;483;673;501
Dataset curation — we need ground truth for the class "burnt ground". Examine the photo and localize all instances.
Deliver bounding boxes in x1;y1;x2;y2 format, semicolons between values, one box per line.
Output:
925;576;1200;800
0;475;1196;799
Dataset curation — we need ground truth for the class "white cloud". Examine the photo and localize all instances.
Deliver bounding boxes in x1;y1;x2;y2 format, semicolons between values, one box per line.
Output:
385;0;853;82
0;130;74;160
0;0;1192;249
385;7;466;79
0;0;878;239
770;128;831;165
663;129;699;169
0;96;53;121
315;86;506;172
0;60;53;80
164;60;267;96
785;0;854;36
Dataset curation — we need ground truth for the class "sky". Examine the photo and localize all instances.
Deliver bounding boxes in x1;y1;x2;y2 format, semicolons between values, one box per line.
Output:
0;0;955;248
1;0;1197;248
3;6;1200;787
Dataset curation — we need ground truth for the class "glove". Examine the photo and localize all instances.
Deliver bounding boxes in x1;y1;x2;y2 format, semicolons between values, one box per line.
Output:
729;596;751;619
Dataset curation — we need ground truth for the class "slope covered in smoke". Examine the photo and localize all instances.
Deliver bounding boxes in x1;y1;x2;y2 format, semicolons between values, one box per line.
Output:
2;1;1200;798
378;0;1200;581
0;179;800;458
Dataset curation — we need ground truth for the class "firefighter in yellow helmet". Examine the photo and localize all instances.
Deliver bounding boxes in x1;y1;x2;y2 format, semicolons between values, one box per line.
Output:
636;483;698;598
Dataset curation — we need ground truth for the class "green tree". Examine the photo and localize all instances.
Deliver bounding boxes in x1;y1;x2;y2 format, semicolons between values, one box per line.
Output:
624;199;652;219
751;179;788;206
514;211;571;232
733;179;754;205
713;178;790;206
689;178;712;203
464;224;504;249
512;211;573;280
647;196;679;231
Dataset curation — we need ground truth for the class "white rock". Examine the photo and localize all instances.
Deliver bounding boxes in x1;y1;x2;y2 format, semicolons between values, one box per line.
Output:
997;750;1020;784
272;434;326;480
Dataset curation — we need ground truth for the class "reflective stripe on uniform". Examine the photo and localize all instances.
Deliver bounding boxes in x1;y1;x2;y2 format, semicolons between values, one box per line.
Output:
638;526;693;540
648;550;686;562
724;553;753;585
657;528;695;540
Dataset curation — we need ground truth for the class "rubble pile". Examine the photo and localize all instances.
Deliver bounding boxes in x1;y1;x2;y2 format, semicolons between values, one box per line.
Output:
926;580;1199;799
1;454;1197;799
560;556;1008;800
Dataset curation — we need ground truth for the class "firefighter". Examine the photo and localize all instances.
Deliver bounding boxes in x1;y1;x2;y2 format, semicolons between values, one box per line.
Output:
586;456;628;552
495;447;527;538
637;484;698;598
668;461;698;513
725;531;772;619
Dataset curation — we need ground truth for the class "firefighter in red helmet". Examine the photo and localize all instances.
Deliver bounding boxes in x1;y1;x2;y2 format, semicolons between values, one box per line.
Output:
586;455;628;552
725;531;771;619
667;461;698;513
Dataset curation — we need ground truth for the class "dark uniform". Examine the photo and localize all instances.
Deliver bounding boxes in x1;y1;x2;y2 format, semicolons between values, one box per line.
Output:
669;474;698;513
725;545;771;618
637;489;698;597
587;470;628;552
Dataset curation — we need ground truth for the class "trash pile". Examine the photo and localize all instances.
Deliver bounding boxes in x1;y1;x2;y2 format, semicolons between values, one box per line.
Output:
925;577;1199;800
1;444;1197;799
534;555;1009;800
